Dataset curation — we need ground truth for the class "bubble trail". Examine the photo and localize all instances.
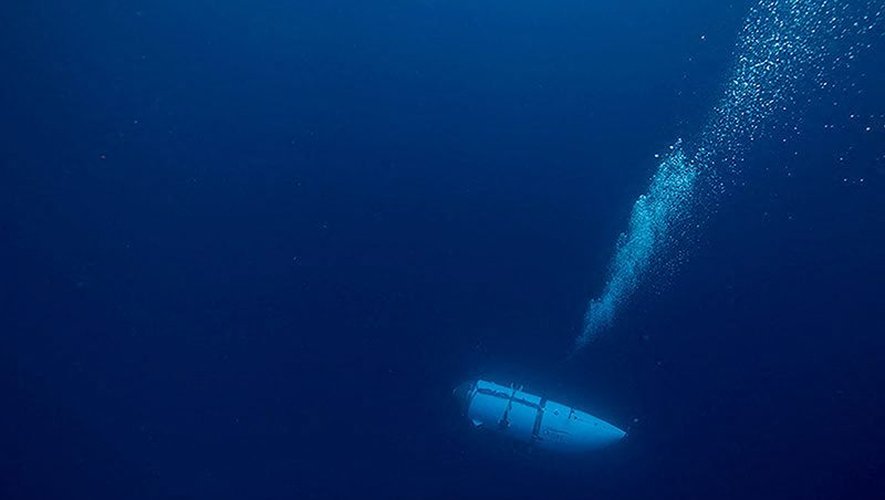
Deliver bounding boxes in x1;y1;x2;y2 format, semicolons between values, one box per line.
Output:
576;0;881;350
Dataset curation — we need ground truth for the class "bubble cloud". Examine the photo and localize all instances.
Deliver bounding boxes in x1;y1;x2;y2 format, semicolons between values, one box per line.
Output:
576;0;881;350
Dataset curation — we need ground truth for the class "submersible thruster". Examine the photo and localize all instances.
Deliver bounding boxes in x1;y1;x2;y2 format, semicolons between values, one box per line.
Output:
454;379;626;452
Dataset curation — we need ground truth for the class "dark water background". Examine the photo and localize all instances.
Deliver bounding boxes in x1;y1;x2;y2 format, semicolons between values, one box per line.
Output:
2;1;884;498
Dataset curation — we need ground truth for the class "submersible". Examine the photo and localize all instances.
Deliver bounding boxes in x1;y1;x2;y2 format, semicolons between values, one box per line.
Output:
454;379;626;452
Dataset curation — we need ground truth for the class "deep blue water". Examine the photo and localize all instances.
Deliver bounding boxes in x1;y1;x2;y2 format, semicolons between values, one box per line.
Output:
2;1;884;498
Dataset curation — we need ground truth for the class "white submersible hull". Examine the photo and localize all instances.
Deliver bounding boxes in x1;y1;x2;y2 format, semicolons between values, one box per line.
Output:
454;379;626;452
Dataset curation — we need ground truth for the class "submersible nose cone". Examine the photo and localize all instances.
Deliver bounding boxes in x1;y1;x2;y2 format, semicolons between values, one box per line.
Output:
452;381;475;415
581;417;627;446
